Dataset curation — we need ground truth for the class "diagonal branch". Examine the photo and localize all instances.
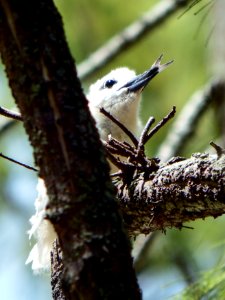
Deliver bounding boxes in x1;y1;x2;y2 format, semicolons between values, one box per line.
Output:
0;152;37;171
78;0;191;79
0;105;22;121
100;107;138;147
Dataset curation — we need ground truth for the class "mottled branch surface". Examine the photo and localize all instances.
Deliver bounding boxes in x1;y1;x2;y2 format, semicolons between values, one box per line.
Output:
116;153;225;235
0;0;141;299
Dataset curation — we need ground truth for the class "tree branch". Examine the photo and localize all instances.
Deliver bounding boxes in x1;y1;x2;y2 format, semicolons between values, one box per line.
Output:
134;78;225;269
0;105;22;121
115;152;225;235
78;0;191;80
0;152;37;171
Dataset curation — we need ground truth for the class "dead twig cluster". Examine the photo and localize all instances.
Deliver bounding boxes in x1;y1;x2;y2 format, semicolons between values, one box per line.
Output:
100;106;176;180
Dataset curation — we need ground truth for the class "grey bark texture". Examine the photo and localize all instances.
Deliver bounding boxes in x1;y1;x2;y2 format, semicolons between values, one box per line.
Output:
116;153;225;235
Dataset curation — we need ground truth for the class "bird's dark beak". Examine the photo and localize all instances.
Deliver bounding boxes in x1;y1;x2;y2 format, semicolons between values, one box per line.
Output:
119;54;173;93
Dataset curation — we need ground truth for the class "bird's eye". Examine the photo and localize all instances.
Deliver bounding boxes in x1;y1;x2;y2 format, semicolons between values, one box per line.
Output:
104;79;117;89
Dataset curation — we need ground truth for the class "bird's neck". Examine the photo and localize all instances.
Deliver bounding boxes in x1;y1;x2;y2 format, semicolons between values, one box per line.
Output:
107;98;141;142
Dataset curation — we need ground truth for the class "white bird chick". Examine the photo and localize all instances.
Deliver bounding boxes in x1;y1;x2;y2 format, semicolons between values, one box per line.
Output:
88;54;172;144
26;55;173;273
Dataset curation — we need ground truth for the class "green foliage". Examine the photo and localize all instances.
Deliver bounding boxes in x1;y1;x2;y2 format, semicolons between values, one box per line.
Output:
176;266;225;300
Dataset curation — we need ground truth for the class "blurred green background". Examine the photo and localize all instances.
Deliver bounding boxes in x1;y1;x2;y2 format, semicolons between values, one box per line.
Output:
0;0;224;299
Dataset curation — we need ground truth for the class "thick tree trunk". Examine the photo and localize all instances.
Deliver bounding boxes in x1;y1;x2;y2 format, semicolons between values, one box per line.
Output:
0;0;141;299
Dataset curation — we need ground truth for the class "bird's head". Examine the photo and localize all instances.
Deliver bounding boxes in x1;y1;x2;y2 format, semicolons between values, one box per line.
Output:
87;67;138;110
87;55;173;141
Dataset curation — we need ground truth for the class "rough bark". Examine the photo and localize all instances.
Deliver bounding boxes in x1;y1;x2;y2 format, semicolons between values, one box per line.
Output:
116;153;225;235
51;241;66;300
0;1;141;299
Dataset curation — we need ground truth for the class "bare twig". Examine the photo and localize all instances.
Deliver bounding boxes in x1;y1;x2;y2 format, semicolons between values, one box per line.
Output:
78;0;191;80
210;141;225;158
178;0;204;18
106;151;125;170
104;138;136;158
137;116;155;156
102;109;174;174
0;109;35;172
100;108;138;146
0;152;37;171
143;106;176;145
0;105;22;121
194;0;214;16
